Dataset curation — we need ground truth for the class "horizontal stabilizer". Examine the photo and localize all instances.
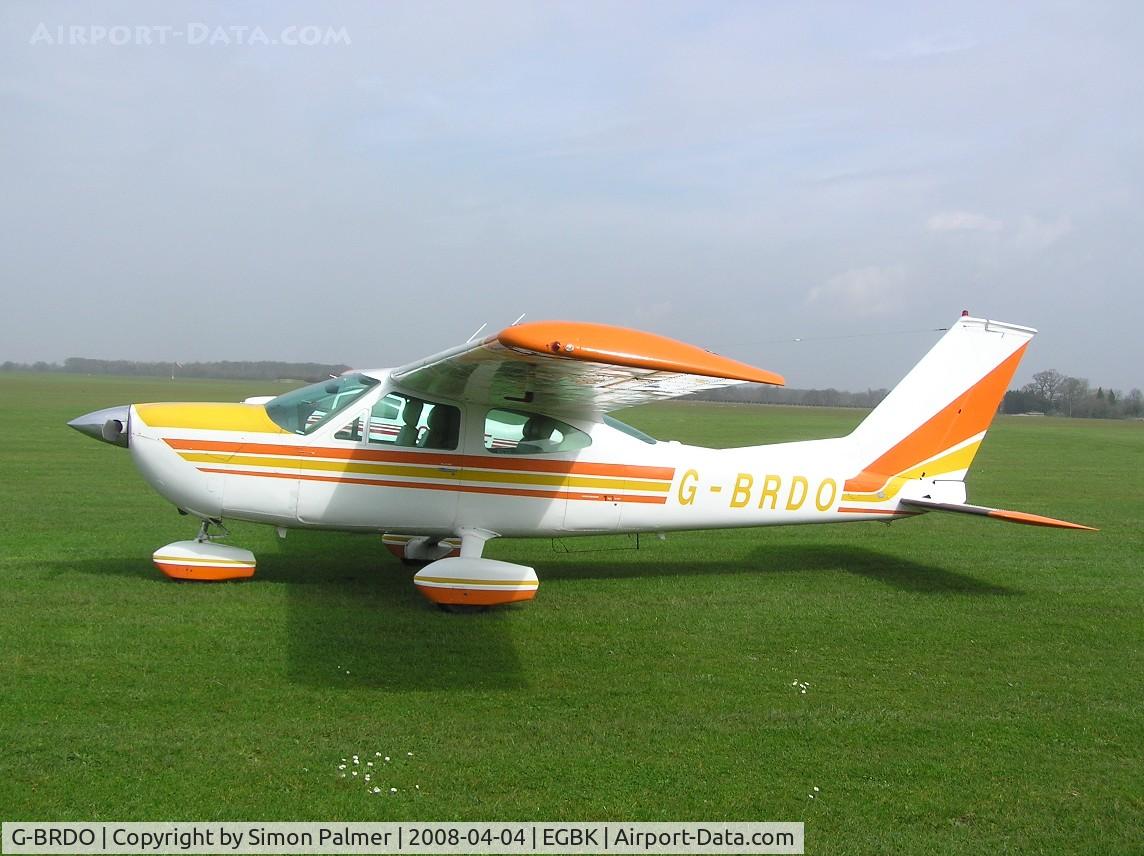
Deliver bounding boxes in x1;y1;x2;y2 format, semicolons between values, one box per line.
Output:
900;498;1097;530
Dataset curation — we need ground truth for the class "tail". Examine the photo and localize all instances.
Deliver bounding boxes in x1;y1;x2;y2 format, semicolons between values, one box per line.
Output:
840;316;1095;530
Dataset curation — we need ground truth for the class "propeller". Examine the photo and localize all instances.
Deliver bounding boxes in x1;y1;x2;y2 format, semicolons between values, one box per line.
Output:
67;405;131;448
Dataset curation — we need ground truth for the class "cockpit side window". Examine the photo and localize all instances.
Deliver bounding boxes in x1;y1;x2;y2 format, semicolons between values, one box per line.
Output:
484;409;592;455
265;373;378;435
363;392;460;450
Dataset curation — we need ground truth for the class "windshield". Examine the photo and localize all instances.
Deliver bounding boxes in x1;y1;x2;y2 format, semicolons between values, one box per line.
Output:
603;414;657;444
265;373;379;435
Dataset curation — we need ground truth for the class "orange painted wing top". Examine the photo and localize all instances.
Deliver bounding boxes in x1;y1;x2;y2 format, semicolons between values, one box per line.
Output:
388;321;783;413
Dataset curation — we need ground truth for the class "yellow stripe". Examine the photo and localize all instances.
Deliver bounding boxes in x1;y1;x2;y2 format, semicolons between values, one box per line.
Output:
137;403;288;434
178;452;670;493
416;576;537;588
842;440;981;503
152;555;254;566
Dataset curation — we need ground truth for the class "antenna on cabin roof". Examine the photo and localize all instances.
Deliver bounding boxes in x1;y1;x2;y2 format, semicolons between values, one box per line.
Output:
466;322;488;343
511;313;526;326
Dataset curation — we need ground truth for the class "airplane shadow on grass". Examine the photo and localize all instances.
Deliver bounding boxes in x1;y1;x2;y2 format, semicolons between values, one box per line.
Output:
48;534;1019;692
540;543;1021;596
280;552;531;693
283;539;1020;692
39;548;533;693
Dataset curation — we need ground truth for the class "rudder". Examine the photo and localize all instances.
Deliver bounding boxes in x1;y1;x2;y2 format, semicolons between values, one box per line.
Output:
842;316;1035;505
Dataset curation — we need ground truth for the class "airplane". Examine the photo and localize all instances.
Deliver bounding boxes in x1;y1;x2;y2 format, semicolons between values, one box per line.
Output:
68;313;1095;609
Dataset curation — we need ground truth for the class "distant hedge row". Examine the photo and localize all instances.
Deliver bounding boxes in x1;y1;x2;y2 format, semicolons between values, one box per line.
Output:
1;358;351;383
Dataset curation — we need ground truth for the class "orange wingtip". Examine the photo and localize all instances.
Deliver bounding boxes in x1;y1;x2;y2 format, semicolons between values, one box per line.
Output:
985;509;1098;530
497;321;784;386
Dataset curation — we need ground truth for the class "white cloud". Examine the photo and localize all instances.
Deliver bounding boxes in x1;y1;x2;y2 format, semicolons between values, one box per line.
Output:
808;265;907;317
927;211;1073;253
1012;215;1073;251
875;31;978;61
927;211;1004;233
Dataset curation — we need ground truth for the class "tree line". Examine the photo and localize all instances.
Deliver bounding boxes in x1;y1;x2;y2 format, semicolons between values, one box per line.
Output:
3;358;1140;419
691;384;891;409
693;368;1143;419
1001;369;1143;418
1;357;351;383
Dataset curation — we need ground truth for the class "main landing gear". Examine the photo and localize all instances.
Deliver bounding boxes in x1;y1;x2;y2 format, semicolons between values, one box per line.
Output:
404;528;539;611
148;522;540;612
151;519;256;581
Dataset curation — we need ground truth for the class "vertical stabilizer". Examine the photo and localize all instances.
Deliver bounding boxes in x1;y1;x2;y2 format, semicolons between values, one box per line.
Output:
842;317;1035;506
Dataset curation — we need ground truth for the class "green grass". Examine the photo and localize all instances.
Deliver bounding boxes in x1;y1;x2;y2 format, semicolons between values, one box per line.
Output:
1;375;1141;854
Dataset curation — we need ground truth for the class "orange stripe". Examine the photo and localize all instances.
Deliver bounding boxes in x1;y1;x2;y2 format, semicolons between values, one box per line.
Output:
844;344;1027;494
154;561;255;581
414;584;537;607
199;467;668;504
165;438;674;481
837;506;922;516
497;321;785;385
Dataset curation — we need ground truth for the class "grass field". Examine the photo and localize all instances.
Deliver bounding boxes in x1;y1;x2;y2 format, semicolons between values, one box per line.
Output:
1;373;1141;854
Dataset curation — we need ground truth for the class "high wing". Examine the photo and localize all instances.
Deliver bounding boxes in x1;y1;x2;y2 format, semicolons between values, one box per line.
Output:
385;321;784;415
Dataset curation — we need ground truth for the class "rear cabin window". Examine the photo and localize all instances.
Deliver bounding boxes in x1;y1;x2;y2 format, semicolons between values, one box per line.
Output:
484;409;591;455
354;392;460;450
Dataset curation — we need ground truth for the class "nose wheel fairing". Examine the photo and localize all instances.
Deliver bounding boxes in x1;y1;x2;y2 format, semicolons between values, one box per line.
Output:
151;539;256;581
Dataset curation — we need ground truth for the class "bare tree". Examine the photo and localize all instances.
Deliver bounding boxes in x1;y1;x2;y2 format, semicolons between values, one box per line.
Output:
1025;369;1066;406
1127;389;1144;417
1059;376;1090;417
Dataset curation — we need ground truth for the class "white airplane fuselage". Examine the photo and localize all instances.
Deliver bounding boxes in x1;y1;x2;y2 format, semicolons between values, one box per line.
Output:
128;378;870;541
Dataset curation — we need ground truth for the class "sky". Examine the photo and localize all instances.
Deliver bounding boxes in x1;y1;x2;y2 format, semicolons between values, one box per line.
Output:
2;1;1142;391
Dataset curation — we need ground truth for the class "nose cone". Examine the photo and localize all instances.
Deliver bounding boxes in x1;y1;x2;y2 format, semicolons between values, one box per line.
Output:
68;405;131;447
